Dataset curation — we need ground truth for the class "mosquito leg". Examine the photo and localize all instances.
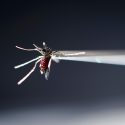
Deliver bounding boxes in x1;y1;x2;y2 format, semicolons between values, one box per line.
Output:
14;56;42;69
48;58;52;69
17;59;41;85
40;70;43;75
15;46;37;51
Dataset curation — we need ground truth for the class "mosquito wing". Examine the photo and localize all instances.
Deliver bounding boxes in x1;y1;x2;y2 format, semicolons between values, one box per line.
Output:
52;50;125;65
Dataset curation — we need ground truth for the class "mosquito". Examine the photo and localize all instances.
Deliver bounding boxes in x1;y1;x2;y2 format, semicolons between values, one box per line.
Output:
14;42;125;85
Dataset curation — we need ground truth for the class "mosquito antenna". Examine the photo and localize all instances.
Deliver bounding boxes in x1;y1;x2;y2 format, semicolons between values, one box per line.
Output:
32;44;43;54
33;44;41;49
17;59;41;85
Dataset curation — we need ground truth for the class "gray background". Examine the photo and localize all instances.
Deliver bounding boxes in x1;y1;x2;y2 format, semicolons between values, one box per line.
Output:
1;1;125;124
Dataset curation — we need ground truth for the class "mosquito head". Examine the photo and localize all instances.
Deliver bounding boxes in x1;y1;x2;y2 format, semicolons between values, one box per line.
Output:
32;42;52;56
42;45;52;56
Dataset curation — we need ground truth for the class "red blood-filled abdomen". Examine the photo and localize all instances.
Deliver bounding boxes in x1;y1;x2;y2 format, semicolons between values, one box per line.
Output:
39;57;51;72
